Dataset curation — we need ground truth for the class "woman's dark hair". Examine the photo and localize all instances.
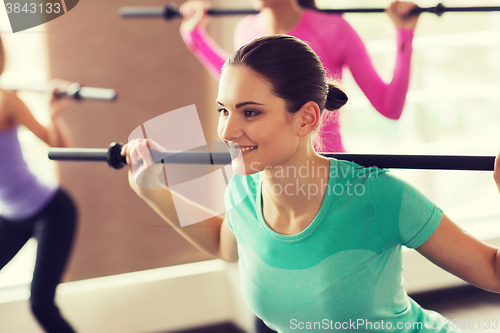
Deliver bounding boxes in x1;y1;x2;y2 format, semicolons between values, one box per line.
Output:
224;35;348;117
298;0;316;9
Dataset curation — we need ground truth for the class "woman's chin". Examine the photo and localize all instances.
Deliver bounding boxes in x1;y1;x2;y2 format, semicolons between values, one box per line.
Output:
231;161;260;177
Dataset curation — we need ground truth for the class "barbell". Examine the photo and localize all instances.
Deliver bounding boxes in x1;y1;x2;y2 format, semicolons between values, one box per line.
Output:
48;142;496;171
0;82;117;101
119;3;500;20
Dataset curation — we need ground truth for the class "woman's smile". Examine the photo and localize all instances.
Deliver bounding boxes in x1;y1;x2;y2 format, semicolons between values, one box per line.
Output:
228;143;258;159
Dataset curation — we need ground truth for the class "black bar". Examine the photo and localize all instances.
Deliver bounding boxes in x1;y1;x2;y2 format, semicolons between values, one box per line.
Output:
49;148;109;161
48;144;496;171
119;3;500;20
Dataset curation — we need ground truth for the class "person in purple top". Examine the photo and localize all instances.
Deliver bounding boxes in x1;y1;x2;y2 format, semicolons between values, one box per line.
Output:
179;0;420;153
0;36;77;333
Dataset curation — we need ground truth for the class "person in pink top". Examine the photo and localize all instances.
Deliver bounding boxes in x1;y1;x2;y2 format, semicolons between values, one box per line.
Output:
179;0;420;153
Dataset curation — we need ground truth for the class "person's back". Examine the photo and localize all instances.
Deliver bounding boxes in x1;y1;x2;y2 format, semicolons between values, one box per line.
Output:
0;123;58;220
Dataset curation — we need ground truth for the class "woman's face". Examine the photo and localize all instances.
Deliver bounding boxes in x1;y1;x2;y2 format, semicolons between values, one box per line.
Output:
217;66;300;176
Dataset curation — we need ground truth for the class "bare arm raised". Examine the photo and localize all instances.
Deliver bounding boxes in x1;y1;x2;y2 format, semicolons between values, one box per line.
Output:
4;79;74;147
121;138;238;262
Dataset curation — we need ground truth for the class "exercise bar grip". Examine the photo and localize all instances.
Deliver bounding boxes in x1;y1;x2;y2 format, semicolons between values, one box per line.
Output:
74;87;117;101
48;143;126;169
0;82;117;101
119;3;500;20
48;143;496;171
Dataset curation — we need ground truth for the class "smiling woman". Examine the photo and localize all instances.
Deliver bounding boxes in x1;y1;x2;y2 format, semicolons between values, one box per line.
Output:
218;34;347;157
122;35;500;333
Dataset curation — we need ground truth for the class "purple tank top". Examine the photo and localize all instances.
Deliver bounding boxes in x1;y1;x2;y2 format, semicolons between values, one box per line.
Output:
0;126;58;220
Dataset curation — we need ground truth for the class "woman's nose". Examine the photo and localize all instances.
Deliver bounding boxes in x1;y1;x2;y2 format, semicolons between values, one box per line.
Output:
218;114;242;142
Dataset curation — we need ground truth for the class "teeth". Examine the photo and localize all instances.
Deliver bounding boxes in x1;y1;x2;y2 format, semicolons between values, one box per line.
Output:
228;144;256;156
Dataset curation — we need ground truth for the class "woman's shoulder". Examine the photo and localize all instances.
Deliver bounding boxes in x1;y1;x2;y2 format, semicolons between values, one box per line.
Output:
299;8;355;44
235;13;261;33
0;89;18;128
302;8;349;26
0;88;21;107
332;158;387;180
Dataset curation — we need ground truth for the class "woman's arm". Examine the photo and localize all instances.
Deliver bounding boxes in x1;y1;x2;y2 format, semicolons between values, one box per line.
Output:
494;152;500;194
7;80;74;147
179;0;230;80
417;151;500;292
121;138;238;262
417;214;500;292
343;1;419;120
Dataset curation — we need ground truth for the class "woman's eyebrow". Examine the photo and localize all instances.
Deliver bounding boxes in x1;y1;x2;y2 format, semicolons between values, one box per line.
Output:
216;100;265;108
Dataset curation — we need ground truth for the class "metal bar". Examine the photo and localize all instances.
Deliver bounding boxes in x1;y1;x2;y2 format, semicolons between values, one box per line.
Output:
119;3;500;20
0;82;117;101
48;145;496;171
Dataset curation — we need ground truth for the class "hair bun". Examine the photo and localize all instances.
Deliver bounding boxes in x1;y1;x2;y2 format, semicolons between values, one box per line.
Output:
325;83;348;111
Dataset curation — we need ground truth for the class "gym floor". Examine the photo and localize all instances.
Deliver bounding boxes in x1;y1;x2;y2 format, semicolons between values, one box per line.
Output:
412;286;500;333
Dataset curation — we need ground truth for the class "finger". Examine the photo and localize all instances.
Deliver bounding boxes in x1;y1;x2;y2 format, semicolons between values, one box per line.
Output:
494;150;500;183
145;138;166;151
400;2;418;16
385;1;398;14
121;143;131;165
129;139;141;166
137;140;154;166
120;143;128;156
50;79;73;98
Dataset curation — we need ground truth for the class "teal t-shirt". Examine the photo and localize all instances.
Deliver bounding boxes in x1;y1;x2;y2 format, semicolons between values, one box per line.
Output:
224;159;460;333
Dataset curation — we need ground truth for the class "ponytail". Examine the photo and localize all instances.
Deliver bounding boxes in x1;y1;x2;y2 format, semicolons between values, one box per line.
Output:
298;0;316;9
325;83;348;111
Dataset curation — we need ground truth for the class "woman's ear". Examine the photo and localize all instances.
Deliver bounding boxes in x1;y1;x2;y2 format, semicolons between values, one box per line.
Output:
297;101;321;137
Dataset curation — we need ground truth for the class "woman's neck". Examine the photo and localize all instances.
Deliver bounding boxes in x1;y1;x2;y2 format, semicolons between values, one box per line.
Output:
260;1;304;34
261;146;330;216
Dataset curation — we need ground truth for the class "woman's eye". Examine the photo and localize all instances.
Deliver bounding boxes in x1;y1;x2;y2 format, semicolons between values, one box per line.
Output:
244;110;259;118
217;108;228;115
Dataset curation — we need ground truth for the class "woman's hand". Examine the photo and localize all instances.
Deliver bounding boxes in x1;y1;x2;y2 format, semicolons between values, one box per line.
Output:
494;150;500;194
386;0;420;30
179;0;212;33
121;138;168;196
48;79;74;120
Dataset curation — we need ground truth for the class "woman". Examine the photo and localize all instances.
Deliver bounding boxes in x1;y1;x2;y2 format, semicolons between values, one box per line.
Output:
0;36;77;333
123;35;500;332
179;0;420;152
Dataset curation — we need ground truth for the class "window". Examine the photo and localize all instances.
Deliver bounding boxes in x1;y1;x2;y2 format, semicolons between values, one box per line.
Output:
318;0;500;237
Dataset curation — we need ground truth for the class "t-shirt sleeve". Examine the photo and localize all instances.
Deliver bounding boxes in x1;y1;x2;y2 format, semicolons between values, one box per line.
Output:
369;171;443;249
